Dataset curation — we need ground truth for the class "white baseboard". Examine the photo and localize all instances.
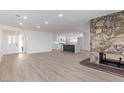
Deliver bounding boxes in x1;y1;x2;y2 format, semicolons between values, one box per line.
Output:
3;51;19;55
27;50;52;54
0;55;2;62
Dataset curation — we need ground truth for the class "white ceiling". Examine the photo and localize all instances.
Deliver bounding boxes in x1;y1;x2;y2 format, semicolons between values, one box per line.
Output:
0;10;120;32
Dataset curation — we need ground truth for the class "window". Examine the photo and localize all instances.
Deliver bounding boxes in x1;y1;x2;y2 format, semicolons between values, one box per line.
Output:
8;35;16;45
8;35;12;44
13;35;16;44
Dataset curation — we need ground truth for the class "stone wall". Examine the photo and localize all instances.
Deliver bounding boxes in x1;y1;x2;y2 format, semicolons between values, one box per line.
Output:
90;11;124;54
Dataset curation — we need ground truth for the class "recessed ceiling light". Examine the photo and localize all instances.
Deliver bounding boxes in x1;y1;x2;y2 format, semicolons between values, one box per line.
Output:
19;22;23;26
58;14;63;17
36;26;40;28
23;16;28;19
45;21;48;24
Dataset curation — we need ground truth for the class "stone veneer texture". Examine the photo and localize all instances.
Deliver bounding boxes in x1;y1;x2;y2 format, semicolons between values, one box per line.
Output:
90;10;124;54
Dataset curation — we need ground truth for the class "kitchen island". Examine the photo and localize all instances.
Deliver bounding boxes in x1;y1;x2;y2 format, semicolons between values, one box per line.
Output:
63;44;80;53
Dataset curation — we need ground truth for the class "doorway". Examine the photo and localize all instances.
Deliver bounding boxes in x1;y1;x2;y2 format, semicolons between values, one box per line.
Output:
18;34;26;53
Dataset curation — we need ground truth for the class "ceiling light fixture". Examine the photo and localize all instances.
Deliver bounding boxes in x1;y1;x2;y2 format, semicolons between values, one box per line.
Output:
16;14;21;18
58;14;63;17
45;21;48;24
36;26;40;28
23;16;28;19
19;22;23;26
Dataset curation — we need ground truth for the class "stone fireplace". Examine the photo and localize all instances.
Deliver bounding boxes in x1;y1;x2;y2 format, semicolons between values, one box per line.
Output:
90;10;124;68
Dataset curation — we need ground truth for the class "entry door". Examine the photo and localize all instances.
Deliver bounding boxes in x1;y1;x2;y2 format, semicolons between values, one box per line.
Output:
18;34;26;53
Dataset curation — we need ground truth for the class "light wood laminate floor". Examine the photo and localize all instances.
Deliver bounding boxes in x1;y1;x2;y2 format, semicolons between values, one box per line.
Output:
0;51;124;82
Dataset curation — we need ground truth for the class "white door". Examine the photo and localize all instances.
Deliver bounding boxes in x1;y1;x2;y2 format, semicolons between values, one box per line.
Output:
18;34;26;53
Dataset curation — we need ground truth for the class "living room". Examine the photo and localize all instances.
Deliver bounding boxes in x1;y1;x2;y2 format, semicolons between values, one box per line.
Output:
1;10;124;82
0;0;124;93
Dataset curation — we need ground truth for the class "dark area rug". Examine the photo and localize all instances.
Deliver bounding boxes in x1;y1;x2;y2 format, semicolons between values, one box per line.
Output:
80;58;124;78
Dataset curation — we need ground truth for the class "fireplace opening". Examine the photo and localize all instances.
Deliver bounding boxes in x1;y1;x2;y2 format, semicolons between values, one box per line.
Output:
99;52;124;69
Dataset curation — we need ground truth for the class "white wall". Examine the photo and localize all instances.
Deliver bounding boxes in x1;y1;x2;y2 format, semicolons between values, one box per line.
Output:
0;25;55;55
27;31;54;53
0;28;3;61
82;22;90;51
2;30;19;55
0;21;91;56
74;22;90;51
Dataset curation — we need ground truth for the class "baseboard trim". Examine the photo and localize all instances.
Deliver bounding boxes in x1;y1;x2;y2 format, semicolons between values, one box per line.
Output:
0;56;1;62
27;50;52;54
3;52;19;55
0;55;2;62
